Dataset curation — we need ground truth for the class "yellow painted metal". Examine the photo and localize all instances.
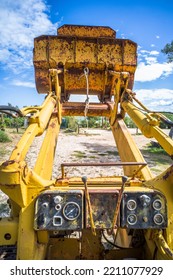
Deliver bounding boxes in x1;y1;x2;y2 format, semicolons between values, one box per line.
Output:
34;24;137;101
144;166;173;254
81;229;104;259
109;72;129;126
0;161;28;208
0;68;61;258
122;97;173;157
10;123;38;162
17;201;47;260
29;94;56;136
152;230;173;260
34;114;60;180
8;94;56;163
0;24;173;260
111;118;153;180
0;93;58;216
0;217;18;245
47;238;80;260
0;161;55;209
0;91;58;204
37;231;49;244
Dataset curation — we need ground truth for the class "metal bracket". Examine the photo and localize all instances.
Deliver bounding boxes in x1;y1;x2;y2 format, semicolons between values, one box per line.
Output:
49;69;62;124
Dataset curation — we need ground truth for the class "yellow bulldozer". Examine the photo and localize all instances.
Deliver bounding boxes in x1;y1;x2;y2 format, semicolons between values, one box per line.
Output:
0;24;173;260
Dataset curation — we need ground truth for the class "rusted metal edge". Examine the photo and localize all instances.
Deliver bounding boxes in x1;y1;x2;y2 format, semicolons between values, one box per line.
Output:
61;162;147;167
61;102;111;117
57;24;116;38
61;162;147;179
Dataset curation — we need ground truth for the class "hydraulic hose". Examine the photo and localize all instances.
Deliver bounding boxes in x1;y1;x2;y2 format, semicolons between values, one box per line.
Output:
0;106;23;117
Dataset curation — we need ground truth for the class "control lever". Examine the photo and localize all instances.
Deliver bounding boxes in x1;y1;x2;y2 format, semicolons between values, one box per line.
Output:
111;176;128;233
82;176;96;236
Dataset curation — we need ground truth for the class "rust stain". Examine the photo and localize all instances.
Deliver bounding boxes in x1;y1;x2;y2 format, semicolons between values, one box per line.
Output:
34;24;137;99
3;184;16;189
49;122;56;128
57;24;116;38
163;165;173;180
2;160;16;167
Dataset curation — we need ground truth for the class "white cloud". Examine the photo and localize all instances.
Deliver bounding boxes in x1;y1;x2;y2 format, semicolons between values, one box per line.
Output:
136;48;173;82
3;77;9;81
0;49;11;63
135;61;173;82
0;0;60;72
134;88;173;111
149;51;159;56
11;80;35;88
152;100;172;106
145;56;158;65
156;35;160;39
135;89;173;100
138;50;159;56
137;49;160;65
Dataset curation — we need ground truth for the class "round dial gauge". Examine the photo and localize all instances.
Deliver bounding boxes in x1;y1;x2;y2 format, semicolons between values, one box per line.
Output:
63;202;80;221
127;214;137;225
153;199;162;210
127;199;137;211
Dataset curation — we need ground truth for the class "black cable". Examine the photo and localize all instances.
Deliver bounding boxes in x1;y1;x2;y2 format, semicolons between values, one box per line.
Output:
0;110;18;118
124;96;173;127
130;98;173;116
153;245;158;260
159;116;173;126
0;106;23;117
101;230;130;250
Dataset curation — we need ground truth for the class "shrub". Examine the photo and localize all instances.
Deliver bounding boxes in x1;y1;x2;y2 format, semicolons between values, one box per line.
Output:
0;130;11;142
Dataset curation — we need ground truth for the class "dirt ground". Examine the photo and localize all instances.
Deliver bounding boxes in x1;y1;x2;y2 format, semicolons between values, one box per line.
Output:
0;128;172;206
0;128;172;177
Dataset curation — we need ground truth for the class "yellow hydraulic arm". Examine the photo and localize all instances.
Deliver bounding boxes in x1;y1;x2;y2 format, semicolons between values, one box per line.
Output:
121;89;173;157
0;70;62;259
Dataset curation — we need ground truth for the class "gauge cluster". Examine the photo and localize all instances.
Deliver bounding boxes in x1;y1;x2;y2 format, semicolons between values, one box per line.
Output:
34;188;167;232
34;190;83;231
120;191;167;229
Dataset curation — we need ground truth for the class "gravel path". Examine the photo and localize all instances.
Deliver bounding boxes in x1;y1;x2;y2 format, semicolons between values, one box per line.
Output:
0;128;172;207
25;129;123;178
25;128;153;179
1;128;171;179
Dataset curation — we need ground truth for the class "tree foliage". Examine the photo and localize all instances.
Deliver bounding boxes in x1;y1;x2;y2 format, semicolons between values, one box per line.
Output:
0;116;24;129
0;131;11;143
124;116;137;128
160;113;173;129
161;41;173;62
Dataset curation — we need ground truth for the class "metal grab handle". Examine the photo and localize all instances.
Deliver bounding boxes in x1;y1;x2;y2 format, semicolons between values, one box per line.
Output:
61;161;147;179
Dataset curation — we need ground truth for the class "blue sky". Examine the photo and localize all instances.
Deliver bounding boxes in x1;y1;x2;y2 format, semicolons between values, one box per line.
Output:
0;0;173;112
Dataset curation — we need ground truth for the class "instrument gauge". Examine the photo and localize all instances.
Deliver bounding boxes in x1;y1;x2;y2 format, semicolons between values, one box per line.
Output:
127;199;137;211
63;202;80;221
153;199;162;210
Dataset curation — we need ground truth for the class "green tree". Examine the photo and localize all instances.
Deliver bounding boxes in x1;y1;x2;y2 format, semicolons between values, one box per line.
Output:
161;41;173;62
0;130;11;142
124;115;136;128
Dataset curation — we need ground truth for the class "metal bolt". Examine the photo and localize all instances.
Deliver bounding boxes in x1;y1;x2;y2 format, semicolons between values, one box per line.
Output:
143;216;148;222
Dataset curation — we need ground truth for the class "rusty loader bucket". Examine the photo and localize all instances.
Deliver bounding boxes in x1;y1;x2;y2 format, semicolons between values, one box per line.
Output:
33;25;137;102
